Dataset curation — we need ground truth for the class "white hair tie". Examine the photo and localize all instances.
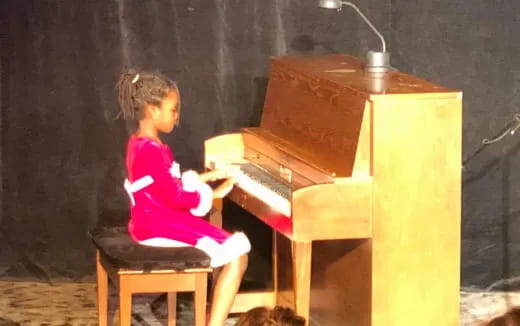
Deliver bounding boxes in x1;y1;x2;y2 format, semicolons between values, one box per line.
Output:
131;73;140;83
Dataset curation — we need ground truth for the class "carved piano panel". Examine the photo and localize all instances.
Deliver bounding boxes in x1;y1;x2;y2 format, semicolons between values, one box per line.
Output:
260;60;367;177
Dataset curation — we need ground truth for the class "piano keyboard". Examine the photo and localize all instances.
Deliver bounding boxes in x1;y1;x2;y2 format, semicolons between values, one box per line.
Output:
230;163;291;217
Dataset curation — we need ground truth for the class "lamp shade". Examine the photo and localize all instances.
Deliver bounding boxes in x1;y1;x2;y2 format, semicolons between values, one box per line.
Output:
318;0;342;9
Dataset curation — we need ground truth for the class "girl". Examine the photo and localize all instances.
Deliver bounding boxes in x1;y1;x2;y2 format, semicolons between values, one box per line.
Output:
117;69;250;326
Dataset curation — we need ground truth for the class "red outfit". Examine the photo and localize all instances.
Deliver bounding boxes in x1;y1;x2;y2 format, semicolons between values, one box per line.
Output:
125;136;230;245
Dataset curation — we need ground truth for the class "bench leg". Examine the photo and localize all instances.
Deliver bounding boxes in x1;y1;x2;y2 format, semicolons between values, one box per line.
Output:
168;292;177;326
96;251;108;326
194;273;208;326
119;277;132;326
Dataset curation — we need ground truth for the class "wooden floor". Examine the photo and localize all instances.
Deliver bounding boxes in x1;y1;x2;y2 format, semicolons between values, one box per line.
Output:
0;280;517;326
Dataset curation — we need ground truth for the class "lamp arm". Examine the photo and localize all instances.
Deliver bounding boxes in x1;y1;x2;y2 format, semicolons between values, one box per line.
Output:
341;1;386;52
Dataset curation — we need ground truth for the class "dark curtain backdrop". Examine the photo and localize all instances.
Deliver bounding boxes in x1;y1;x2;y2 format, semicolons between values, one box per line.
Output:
390;1;520;290
0;0;519;289
0;0;389;281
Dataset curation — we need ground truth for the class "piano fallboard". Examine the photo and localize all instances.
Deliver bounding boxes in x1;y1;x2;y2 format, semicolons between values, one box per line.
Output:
242;128;336;187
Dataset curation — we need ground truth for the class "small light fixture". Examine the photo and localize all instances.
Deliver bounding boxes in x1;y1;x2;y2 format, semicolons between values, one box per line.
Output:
318;0;391;74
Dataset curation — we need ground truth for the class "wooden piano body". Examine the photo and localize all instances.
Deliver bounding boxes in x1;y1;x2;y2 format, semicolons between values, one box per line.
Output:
205;54;462;326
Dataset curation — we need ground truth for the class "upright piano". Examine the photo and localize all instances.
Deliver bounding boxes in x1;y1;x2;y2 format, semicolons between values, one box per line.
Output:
205;54;462;326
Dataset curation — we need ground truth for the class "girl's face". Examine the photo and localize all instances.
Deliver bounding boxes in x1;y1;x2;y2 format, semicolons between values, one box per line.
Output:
154;90;180;134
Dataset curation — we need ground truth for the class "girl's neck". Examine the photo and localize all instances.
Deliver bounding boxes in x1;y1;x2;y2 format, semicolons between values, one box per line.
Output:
135;120;162;144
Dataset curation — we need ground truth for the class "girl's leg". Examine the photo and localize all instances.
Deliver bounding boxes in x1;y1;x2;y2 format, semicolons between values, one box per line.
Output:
208;254;248;326
137;212;249;324
146;211;230;245
144;212;250;268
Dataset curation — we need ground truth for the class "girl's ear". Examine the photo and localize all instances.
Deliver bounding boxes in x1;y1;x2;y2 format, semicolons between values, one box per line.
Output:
144;104;160;120
152;106;160;120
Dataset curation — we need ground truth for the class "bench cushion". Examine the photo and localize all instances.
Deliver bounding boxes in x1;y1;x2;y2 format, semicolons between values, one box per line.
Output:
89;227;210;271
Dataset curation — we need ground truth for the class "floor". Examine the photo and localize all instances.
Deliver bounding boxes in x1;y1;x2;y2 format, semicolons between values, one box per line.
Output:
0;281;238;326
0;281;519;326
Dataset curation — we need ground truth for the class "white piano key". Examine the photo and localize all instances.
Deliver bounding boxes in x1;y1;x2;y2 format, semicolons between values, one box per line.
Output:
230;165;291;217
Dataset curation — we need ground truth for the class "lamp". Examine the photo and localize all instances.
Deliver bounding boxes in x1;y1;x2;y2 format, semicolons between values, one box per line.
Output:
318;0;391;73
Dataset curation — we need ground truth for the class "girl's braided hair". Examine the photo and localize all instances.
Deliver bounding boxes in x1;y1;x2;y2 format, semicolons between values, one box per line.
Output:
116;69;179;120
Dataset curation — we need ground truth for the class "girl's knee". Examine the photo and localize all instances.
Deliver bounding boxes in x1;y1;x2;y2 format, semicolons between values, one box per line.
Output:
240;253;248;268
231;253;248;274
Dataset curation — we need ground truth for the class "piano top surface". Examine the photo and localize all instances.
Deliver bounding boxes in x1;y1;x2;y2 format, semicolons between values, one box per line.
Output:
271;54;460;97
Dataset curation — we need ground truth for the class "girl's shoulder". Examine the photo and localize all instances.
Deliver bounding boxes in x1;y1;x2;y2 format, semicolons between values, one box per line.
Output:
129;135;162;147
128;136;172;157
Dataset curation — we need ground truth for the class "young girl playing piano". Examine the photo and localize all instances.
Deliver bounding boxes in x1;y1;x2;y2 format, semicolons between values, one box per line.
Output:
117;69;250;326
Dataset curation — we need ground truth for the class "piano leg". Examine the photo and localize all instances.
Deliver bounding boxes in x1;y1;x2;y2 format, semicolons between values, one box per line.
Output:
292;241;312;326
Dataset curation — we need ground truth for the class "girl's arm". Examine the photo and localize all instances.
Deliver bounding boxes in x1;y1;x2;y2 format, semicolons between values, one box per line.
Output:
199;163;239;183
212;177;235;198
137;142;201;210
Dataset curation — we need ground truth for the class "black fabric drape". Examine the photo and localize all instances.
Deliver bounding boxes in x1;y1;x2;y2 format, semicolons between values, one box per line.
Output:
0;0;379;281
2;0;520;290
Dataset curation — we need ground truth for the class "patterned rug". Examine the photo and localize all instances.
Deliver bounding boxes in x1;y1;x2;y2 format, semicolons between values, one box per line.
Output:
0;281;519;326
0;281;238;326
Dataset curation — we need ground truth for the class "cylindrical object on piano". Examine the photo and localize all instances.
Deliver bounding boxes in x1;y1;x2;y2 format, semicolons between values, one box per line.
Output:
365;51;391;73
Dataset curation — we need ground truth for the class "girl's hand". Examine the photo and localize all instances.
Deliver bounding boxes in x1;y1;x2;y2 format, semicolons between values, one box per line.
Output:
200;165;238;183
199;170;226;183
212;178;235;199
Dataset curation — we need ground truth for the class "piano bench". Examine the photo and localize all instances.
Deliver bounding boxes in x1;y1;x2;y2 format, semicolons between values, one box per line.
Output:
89;227;211;326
